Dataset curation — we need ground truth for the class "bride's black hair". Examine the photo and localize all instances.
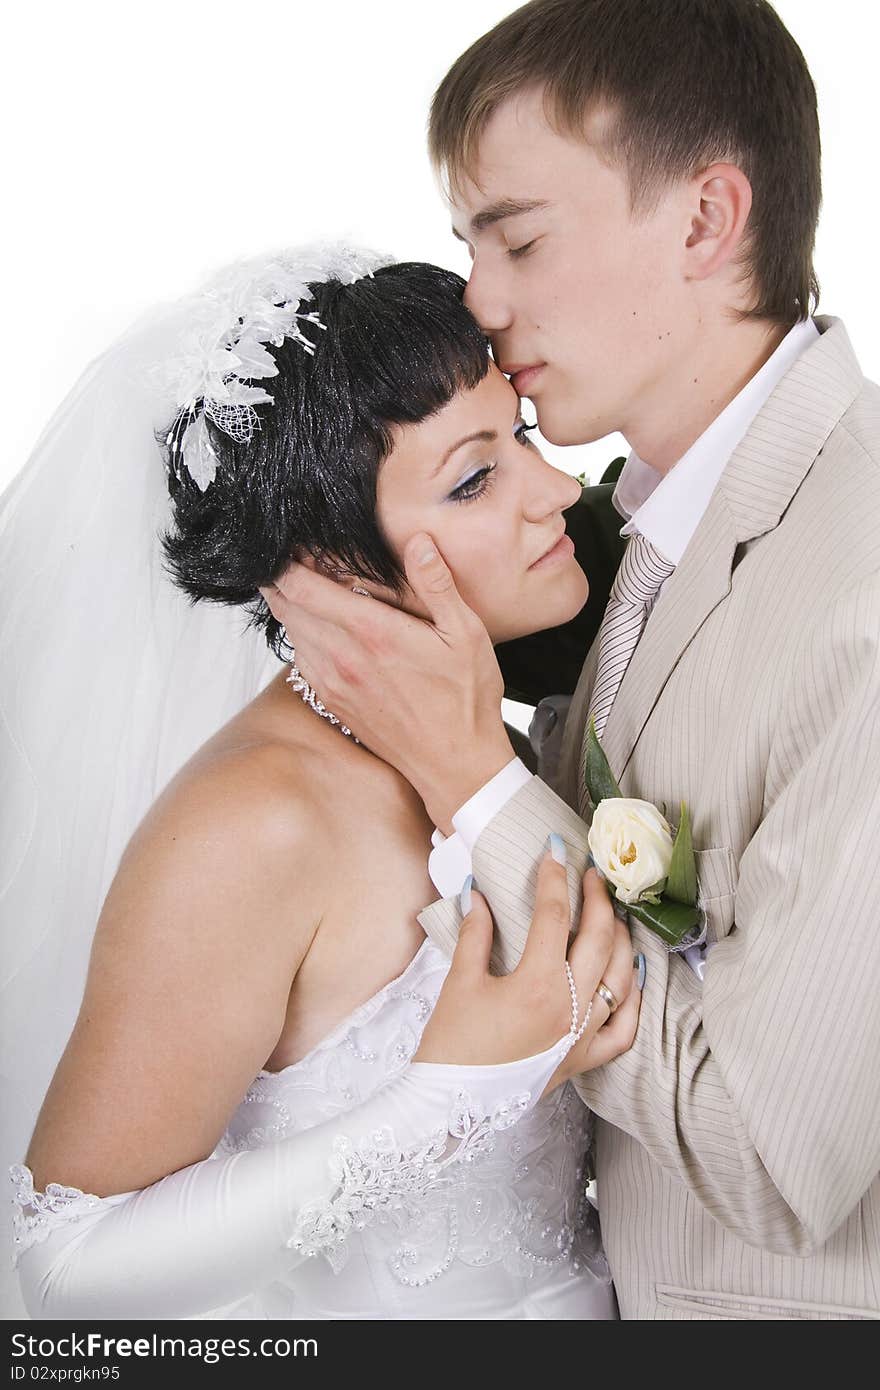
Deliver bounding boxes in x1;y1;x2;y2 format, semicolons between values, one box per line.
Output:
161;261;489;656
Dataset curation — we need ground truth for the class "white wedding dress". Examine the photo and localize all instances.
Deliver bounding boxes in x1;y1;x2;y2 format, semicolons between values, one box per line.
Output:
205;937;614;1320
12;936;615;1321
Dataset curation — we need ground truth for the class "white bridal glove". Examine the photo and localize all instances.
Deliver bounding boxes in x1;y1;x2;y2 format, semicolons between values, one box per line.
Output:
12;1040;573;1320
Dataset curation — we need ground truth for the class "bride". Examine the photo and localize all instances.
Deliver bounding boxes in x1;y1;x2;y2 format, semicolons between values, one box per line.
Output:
2;246;637;1320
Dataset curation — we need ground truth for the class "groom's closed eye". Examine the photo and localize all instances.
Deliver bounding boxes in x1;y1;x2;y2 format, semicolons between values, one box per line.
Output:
506;240;539;260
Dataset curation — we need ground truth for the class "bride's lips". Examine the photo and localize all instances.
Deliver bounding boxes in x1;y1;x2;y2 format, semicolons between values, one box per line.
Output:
500;362;546;395
529;530;575;570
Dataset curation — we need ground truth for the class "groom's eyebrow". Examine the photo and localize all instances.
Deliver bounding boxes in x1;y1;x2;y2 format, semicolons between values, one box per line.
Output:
432;431;497;477
453;197;551;238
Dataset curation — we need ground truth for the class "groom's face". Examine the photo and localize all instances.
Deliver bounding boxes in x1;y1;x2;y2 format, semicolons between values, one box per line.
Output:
448;88;693;448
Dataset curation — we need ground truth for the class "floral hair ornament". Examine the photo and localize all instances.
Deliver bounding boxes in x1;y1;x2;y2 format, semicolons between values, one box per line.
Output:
161;243;393;491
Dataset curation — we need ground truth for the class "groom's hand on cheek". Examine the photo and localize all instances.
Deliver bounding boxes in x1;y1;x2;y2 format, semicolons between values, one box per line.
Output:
261;532;514;831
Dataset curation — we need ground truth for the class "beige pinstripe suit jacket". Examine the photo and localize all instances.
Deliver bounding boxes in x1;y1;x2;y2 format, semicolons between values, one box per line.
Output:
419;318;880;1319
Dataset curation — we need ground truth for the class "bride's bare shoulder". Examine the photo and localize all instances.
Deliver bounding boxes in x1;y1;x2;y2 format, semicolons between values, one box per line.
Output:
24;687;337;1194
81;670;338;1015
115;683;333;927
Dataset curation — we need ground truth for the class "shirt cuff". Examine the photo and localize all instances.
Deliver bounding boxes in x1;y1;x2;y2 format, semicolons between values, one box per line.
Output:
428;828;473;900
451;758;532;851
427;758;532;900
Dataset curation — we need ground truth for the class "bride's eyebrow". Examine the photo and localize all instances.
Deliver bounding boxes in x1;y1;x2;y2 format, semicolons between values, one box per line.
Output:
431;430;497;478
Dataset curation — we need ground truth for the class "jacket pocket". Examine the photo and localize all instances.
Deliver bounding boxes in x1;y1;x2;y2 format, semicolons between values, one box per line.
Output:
694;846;737;944
655;1283;879;1320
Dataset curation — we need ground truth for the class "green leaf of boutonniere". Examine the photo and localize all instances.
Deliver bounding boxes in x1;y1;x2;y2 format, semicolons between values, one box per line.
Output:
665;801;697;907
627;896;702;948
585;718;622;808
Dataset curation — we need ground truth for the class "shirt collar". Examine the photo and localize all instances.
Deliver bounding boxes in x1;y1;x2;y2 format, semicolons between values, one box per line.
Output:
612;317;820;565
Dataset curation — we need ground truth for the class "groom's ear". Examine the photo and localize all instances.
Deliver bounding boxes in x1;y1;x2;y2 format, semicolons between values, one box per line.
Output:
682;162;753;285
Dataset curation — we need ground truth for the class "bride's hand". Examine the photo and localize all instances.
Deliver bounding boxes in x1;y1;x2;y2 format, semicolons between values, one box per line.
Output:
413;859;640;1083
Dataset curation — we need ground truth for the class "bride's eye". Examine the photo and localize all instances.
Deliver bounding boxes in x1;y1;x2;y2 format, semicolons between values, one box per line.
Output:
449;463;497;505
507;240;537;260
514;419;538;445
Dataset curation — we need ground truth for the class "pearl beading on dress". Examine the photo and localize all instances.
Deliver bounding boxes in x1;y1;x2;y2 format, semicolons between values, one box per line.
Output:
286;1090;531;1262
217;940;610;1299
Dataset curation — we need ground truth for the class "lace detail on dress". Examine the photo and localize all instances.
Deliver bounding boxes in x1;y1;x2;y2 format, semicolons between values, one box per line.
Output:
213;940;610;1303
288;1088;531;1275
383;1084;608;1289
9;1164;110;1266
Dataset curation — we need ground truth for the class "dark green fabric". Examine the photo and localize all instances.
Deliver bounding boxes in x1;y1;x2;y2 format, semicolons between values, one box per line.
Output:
503;719;538;773
599;455;627;487
496;472;626;706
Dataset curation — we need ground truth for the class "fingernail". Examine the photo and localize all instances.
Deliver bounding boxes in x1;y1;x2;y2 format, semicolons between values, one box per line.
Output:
586;852;596;870
460;874;474;915
416;540;437;566
634;953;647;991
548;833;567;866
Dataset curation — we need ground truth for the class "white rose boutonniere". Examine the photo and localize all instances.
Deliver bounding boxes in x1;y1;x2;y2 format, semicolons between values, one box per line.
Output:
585;720;703;949
588;799;674;905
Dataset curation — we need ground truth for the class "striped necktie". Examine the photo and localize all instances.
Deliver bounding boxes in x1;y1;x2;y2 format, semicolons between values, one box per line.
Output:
587;533;676;741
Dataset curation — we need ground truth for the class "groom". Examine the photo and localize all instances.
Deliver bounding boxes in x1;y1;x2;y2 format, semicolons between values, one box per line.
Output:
266;0;880;1318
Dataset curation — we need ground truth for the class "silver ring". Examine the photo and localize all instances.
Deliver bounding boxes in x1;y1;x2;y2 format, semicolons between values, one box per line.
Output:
596;981;619;1015
351;585;371;597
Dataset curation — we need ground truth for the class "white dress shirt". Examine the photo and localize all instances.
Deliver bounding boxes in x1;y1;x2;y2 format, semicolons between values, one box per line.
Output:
428;318;820;903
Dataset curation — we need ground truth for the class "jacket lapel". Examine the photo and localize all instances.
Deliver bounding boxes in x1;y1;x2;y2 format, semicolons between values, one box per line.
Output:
591;496;738;792
582;317;864;790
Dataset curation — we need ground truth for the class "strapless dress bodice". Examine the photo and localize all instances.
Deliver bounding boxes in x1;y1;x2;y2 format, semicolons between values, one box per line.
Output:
199;938;614;1320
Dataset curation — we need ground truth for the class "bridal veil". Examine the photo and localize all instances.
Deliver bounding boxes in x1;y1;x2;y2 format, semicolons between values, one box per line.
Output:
0;282;282;1316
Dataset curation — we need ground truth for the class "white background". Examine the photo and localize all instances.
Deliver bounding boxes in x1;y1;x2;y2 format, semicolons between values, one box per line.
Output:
2;0;878;494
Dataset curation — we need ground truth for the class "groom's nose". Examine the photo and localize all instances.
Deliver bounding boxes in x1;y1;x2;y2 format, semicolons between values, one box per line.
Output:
463;258;513;334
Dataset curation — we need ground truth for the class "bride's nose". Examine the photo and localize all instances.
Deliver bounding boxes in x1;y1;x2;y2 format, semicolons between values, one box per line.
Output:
522;455;582;523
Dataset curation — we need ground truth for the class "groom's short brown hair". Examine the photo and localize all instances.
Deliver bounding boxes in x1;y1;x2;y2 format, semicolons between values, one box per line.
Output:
429;0;821;326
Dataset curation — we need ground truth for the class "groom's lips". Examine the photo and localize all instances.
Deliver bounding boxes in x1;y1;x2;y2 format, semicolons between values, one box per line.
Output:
499;362;546;395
